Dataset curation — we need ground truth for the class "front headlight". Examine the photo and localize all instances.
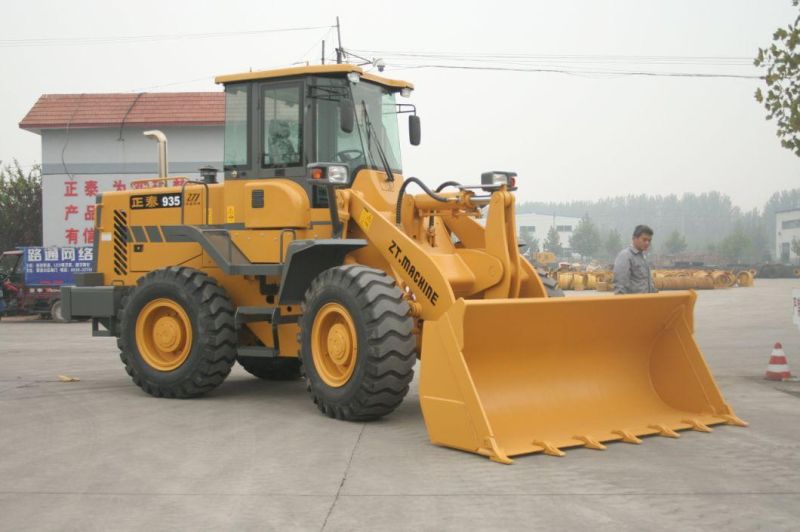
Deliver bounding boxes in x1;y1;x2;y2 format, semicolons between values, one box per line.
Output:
328;165;349;184
307;163;350;185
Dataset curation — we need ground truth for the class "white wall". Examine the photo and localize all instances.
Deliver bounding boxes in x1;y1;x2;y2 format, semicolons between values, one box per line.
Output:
42;172;208;247
40;125;222;175
37;125;223;247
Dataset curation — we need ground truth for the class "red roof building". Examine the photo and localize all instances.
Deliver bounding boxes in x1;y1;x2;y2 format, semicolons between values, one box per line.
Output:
20;92;225;247
19;92;224;131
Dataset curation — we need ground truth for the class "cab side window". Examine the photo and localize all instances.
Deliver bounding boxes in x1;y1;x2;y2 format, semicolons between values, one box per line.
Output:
263;84;303;168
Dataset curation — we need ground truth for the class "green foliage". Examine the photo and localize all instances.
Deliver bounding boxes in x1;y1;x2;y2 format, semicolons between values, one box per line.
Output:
792;236;800;258
0;161;42;252
519;226;539;253
543;226;562;256
754;1;800;157
603;228;624;259
518;188;791;262
663;229;688;255
720;223;762;264
519;191;735;251
569;214;601;259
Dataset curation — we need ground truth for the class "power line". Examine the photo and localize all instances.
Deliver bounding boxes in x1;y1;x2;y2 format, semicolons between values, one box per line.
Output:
350;48;756;66
0;25;334;48
125;28;337;92
385;63;763;79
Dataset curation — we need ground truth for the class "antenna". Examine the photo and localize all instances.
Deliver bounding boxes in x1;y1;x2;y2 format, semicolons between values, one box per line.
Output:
336;16;343;63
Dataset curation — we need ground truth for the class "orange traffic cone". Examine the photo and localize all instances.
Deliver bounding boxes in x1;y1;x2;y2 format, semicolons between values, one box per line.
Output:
765;342;792;381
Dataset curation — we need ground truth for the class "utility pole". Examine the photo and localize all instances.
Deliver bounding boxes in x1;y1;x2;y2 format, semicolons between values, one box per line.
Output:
336;16;343;64
321;40;325;65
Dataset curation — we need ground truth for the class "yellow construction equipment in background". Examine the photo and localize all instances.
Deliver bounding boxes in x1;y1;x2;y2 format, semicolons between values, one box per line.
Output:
60;64;745;463
557;269;756;292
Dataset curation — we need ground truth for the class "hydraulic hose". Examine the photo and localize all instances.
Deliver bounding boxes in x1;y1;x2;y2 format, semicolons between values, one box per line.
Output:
435;181;463;193
395;177;452;225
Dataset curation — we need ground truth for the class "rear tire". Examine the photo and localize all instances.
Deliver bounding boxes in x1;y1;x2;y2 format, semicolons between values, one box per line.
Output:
238;356;301;380
298;265;417;421
117;267;237;398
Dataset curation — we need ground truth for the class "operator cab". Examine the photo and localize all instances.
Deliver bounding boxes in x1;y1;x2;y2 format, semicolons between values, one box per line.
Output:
215;64;420;204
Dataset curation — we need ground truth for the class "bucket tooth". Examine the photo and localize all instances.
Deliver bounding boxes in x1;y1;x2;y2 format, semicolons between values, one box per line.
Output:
721;414;748;427
612;430;643;444
573;435;607;450
682;418;713;433
476;438;513;465
649;424;681;438
532;440;565;457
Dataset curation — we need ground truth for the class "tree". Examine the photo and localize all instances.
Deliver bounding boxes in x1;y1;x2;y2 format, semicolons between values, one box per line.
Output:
792;236;800;259
0;161;42;252
569;214;601;260
604;229;624;260
543;226;562;256
519;227;539;254
755;1;800;157
719;225;754;264
663;229;688;255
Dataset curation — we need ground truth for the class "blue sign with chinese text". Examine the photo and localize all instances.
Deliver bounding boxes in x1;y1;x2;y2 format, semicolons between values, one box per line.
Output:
21;246;94;286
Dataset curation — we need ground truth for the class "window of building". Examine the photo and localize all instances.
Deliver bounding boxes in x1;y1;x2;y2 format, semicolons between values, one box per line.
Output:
781;219;800;230
262;84;302;168
520;225;536;233
556;225;573;232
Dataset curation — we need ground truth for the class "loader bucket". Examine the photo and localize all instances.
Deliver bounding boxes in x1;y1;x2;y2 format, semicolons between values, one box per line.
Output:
419;292;745;464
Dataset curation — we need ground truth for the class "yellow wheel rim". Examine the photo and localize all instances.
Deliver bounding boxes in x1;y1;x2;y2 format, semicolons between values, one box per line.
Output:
135;298;193;372
311;302;358;387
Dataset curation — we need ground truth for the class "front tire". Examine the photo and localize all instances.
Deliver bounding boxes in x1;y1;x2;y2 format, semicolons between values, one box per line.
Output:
298;265;417;421
117;267;237;398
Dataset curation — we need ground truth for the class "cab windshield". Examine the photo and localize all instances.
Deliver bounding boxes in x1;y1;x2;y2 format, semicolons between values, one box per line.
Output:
314;79;402;178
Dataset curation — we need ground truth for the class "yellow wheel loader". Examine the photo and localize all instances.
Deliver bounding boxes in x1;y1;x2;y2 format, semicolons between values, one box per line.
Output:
61;64;745;463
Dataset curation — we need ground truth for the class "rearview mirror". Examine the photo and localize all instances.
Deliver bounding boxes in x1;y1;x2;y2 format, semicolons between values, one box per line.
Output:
340;100;355;134
409;114;421;146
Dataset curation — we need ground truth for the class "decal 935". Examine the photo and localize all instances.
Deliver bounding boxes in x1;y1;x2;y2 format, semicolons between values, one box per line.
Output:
130;193;182;210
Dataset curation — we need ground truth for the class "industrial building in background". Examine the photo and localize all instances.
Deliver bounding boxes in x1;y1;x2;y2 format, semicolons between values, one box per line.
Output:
19;93;224;247
775;208;800;263
516;212;580;251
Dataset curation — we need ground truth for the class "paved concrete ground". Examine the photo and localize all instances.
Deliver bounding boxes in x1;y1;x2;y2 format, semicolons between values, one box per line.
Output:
1;280;799;531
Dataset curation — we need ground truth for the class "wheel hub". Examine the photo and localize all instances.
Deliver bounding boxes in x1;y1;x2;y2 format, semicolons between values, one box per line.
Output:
153;316;182;352
327;324;352;364
135;298;193;372
311;302;358;387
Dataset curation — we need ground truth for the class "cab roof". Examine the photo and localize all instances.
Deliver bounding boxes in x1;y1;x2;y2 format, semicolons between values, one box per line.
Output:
214;64;414;91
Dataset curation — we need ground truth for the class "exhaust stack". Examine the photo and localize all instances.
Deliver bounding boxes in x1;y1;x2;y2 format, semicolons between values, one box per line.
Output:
143;130;168;178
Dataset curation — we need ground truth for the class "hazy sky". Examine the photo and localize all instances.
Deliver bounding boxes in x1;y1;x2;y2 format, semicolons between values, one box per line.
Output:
1;0;797;210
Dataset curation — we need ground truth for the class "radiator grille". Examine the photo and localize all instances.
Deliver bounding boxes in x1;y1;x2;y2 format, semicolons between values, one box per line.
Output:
113;209;128;276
